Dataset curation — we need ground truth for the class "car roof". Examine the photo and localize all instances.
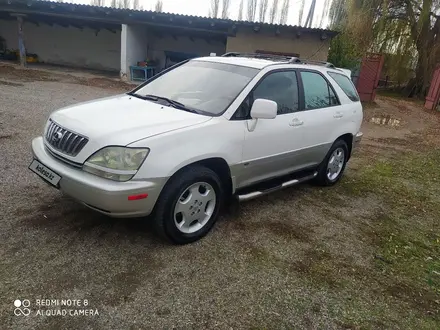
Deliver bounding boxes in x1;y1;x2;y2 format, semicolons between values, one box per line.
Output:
194;56;350;76
195;56;278;69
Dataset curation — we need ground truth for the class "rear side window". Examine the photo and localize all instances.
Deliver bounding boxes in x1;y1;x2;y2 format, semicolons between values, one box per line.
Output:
328;71;360;102
300;71;339;110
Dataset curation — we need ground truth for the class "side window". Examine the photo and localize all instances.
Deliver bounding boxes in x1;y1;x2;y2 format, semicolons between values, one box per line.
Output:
328;71;360;102
300;71;339;110
253;71;299;115
232;70;299;119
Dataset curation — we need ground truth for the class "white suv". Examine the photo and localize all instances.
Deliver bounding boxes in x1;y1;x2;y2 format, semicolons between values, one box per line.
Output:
30;53;363;244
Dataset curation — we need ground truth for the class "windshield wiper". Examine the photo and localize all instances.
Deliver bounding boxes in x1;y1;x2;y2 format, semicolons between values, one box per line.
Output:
143;94;199;114
128;92;199;114
127;91;152;100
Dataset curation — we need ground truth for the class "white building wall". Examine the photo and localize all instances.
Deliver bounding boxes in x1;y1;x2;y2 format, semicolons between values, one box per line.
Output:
120;24;148;80
0;19;120;71
120;25;226;80
147;34;226;70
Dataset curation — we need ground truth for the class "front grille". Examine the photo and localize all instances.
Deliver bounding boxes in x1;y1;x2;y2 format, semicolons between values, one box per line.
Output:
44;144;83;168
45;119;88;156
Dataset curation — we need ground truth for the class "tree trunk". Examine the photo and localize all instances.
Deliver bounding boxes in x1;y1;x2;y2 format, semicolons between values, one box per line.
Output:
412;36;439;99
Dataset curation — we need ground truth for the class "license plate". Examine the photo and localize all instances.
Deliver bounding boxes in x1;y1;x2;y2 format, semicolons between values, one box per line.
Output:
29;159;61;187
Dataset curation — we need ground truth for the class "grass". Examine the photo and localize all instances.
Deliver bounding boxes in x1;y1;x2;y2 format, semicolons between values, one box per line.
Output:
331;150;440;327
239;149;440;328
232;149;440;328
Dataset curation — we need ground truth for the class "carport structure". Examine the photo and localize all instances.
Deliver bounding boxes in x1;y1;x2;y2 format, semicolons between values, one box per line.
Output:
0;0;337;80
0;0;232;79
0;7;122;71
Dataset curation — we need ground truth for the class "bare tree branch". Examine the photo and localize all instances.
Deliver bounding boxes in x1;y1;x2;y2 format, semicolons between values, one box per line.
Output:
319;0;331;28
259;0;269;22
210;0;220;18
154;0;163;12
298;0;305;26
221;0;231;19
238;0;244;20
269;0;279;24
247;0;258;22
116;0;130;8
91;0;105;6
279;0;290;25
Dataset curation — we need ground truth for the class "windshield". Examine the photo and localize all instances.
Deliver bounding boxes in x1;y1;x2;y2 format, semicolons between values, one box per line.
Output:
133;60;259;115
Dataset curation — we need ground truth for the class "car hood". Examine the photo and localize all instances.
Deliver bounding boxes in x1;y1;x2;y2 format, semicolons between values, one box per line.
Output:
51;94;212;143
49;94;212;161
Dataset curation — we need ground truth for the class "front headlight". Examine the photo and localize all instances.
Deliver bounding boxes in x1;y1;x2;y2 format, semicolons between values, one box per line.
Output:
83;147;149;182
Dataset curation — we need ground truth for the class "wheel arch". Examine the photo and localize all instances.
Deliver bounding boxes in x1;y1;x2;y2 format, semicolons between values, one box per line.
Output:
336;133;354;159
166;157;233;196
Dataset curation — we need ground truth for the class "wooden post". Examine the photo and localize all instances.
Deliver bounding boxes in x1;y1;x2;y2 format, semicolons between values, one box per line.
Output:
13;14;27;67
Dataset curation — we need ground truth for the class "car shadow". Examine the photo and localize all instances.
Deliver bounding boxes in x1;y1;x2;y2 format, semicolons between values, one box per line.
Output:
14;193;167;247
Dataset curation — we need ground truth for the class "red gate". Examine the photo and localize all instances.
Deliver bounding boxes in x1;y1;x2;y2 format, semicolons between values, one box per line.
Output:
356;53;384;102
425;65;440;110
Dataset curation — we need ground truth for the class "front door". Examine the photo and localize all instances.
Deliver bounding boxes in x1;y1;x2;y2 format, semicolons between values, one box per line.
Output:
237;70;305;188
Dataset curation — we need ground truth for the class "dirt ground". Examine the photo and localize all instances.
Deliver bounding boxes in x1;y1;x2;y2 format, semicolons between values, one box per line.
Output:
0;64;439;329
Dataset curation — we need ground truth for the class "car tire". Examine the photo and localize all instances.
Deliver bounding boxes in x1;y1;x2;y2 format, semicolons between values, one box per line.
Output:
314;139;349;186
153;165;224;244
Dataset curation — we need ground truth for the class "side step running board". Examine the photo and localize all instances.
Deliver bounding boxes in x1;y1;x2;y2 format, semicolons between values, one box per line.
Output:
237;172;318;202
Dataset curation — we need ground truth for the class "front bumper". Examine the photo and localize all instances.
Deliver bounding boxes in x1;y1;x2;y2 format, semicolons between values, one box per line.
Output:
31;137;167;218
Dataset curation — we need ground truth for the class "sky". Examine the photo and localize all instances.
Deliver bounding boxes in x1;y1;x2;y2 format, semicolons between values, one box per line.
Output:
72;0;329;28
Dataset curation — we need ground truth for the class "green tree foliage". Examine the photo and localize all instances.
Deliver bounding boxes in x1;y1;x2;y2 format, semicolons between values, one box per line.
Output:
327;33;362;70
329;0;440;98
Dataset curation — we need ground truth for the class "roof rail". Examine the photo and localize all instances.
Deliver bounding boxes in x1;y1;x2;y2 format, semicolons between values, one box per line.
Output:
221;52;241;57
221;52;293;61
288;57;335;68
221;52;336;68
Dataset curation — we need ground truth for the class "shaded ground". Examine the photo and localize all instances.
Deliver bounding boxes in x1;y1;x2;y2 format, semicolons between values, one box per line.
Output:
0;62;133;91
0;65;439;329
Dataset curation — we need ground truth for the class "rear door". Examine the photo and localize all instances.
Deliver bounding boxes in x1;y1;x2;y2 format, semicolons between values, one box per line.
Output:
327;70;363;129
290;70;344;167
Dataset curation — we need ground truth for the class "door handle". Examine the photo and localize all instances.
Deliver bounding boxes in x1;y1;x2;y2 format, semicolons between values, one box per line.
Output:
289;118;304;127
333;112;344;118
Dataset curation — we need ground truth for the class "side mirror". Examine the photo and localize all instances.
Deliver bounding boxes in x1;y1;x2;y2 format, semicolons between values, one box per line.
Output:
250;99;277;119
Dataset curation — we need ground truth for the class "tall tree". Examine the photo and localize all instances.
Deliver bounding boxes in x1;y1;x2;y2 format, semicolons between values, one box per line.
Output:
247;0;258;21
221;0;231;18
110;0;117;7
269;0;279;24
155;0;163;12
117;0;130;8
210;0;220;18
298;0;305;25
319;0;331;28
258;0;269;22
91;0;105;6
329;0;440;98
238;0;244;20
279;0;290;25
133;0;139;9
